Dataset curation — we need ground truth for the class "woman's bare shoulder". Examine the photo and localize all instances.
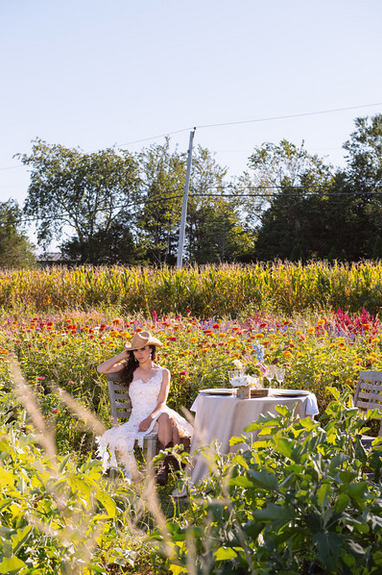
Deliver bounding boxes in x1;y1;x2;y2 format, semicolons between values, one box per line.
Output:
156;365;170;377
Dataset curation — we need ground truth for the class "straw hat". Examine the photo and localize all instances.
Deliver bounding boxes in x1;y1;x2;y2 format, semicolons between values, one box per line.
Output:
124;330;163;351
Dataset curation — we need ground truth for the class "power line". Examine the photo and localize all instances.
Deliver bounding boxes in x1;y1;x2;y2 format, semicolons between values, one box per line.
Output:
1;101;381;171
195;102;382;130
114;102;382;147
5;187;382;227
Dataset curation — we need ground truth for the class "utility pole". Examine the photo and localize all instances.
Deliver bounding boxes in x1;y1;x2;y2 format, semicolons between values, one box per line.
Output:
177;128;196;268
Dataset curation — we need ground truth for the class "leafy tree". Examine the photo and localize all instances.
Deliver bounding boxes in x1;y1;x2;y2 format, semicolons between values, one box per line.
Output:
343;113;382;193
134;141;252;265
61;215;146;265
0;200;36;268
248;141;334;260
237;139;332;228
17;139;141;264
135;138;186;265
185;146;254;263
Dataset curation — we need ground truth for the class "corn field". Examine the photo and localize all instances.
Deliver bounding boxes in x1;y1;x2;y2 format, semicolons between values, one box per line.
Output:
2;261;382;316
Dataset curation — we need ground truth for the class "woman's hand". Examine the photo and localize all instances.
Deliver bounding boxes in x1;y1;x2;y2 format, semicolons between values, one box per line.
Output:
138;415;154;432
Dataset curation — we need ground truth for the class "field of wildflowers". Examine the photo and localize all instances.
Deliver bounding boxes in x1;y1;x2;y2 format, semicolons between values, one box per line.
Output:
2;263;382;573
1;306;381;456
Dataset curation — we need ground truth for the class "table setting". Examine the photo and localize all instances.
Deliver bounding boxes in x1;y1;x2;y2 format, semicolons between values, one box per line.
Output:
185;344;319;485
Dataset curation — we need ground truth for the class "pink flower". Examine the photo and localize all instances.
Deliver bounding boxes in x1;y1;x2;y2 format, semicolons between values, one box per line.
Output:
52;408;59;414
68;380;75;385
37;376;45;380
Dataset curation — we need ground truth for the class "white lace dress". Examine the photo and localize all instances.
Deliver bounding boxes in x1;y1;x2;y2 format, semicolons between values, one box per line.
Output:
96;367;193;482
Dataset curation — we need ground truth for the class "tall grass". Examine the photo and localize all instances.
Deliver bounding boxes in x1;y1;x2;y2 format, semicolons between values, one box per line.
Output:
2;261;382;316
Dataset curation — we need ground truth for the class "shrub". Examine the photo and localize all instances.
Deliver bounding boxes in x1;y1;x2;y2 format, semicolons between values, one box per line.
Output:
150;389;382;574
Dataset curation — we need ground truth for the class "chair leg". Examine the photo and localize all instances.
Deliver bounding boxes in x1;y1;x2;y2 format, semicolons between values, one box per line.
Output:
144;436;158;461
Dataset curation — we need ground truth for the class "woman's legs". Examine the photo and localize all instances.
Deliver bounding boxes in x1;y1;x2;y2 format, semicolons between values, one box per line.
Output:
157;412;176;446
156;413;181;485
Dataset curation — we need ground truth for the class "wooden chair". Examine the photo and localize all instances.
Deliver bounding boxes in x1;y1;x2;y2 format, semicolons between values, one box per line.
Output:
106;372;158;461
353;370;382;447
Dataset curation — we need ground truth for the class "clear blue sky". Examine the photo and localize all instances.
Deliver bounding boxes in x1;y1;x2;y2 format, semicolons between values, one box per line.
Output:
1;0;382;244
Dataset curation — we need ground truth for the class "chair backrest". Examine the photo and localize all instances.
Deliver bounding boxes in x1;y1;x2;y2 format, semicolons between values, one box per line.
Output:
353;370;382;435
106;372;132;426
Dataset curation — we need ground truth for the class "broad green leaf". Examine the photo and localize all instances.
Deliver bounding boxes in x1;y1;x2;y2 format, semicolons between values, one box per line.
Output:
169;564;186;575
214;546;237;561
247;469;279;490
335;493;350;513
229;475;257;488
313;531;343;572
273;437;296;459
316;483;331;508
0;556;26;574
348;482;370;504
0;468;15;488
252;503;295;531
96;490;116;518
11;525;33;554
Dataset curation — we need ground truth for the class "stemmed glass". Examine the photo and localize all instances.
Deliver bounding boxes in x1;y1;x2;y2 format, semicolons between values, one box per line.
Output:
263;365;275;388
274;367;285;388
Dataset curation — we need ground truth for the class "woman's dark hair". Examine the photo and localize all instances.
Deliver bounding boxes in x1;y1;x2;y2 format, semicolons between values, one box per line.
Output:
121;345;156;387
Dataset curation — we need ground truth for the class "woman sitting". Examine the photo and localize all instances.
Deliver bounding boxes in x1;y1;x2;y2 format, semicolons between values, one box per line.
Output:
96;330;193;484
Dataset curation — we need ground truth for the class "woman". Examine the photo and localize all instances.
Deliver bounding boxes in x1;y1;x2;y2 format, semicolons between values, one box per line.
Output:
96;330;193;484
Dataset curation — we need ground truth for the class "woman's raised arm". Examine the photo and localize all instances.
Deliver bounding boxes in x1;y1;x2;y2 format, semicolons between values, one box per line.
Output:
97;349;129;374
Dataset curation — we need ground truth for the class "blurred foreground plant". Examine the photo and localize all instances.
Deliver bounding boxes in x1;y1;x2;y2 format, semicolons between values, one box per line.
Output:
150;389;382;574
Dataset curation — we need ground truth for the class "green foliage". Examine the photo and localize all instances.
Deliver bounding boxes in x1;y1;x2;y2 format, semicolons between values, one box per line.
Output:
15;113;382;264
17;138;141;260
0;424;148;574
6;261;382;315
150;391;382;574
0;200;36;269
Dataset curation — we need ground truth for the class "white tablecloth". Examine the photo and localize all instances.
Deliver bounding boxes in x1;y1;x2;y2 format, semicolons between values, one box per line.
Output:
188;390;318;484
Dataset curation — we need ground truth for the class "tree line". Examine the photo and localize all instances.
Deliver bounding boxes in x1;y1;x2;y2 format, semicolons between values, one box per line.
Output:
2;113;382;267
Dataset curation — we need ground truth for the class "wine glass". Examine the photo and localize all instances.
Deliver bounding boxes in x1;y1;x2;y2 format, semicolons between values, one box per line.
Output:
263;365;275;388
275;367;285;388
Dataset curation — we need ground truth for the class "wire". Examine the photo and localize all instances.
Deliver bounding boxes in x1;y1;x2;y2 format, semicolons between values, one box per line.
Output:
195;102;382;130
113;102;382;147
2;101;380;171
4;187;382;227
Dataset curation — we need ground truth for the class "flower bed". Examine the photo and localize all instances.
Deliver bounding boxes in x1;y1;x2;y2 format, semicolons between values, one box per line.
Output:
1;307;381;454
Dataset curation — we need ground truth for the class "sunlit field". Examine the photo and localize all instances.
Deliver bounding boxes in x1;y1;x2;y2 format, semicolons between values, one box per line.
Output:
2;263;382;573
